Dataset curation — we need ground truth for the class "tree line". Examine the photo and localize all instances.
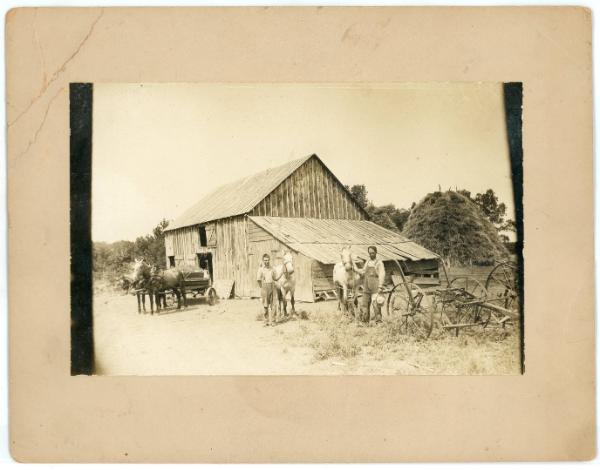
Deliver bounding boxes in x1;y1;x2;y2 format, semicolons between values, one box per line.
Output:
93;219;169;284
94;184;517;286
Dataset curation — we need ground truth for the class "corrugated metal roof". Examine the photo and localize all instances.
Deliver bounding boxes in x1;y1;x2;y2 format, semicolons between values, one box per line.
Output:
249;216;439;264
167;155;313;230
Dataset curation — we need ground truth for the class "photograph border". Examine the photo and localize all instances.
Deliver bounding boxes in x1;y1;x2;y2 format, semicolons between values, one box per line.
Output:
7;7;594;462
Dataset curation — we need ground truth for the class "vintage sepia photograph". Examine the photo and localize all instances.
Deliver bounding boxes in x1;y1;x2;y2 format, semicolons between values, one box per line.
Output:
9;5;596;462
80;82;523;376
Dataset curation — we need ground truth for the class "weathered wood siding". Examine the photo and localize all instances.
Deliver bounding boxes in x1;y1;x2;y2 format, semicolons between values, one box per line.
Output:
250;156;366;220
164;226;202;268
402;258;440;286
248;220;314;302
165;219;249;295
312;261;336;293
211;216;251;297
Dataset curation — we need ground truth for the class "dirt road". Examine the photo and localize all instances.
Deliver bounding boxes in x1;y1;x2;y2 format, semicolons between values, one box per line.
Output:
93;292;521;375
94;293;363;375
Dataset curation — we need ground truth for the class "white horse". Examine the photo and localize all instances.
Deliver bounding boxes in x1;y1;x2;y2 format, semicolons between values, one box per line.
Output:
333;245;363;316
274;250;296;318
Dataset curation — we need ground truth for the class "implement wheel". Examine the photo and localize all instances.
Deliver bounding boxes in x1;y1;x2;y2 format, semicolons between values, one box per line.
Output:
485;262;519;315
387;282;434;339
446;277;490;332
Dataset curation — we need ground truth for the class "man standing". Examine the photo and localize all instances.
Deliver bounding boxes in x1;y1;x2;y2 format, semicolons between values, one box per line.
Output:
356;246;386;325
257;253;277;326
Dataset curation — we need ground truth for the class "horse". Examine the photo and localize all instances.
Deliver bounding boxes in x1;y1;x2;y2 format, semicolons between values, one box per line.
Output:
130;259;156;314
115;273;150;313
132;259;187;313
116;274;133;293
148;266;168;311
333;245;364;317
273;250;296;318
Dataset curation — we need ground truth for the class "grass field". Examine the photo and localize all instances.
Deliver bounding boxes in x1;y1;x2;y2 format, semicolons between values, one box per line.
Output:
277;263;521;374
279;306;521;375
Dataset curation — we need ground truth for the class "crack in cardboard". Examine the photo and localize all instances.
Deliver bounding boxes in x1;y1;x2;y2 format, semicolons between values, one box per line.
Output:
15;87;63;159
8;9;104;128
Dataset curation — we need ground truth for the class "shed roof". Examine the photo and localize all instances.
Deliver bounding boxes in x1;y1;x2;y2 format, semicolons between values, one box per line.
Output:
249;216;439;264
167;155;313;230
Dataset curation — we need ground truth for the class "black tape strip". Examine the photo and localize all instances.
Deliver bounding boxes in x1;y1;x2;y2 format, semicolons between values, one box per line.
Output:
70;83;94;375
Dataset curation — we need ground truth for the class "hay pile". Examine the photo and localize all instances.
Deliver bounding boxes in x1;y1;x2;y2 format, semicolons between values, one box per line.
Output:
402;191;508;266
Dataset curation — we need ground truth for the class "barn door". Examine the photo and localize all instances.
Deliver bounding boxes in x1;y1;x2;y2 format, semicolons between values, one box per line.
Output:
197;253;214;281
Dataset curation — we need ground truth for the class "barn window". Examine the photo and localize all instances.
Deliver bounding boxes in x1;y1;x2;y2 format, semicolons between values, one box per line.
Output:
168;256;175;268
199;226;207;247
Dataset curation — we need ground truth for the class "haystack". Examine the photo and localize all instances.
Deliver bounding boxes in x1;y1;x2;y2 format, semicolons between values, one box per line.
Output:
402;191;508;266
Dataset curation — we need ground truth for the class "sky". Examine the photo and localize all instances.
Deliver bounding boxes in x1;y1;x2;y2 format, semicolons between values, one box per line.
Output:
92;82;516;242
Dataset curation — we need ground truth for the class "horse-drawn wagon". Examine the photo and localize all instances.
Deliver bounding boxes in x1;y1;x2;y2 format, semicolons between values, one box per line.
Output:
130;259;218;314
385;259;520;339
175;270;218;306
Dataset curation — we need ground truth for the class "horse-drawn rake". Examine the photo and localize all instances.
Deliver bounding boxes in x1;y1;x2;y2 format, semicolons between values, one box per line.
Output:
386;260;520;340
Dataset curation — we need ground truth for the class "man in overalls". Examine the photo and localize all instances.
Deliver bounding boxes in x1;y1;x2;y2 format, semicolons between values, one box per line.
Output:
256;253;277;326
356;245;386;325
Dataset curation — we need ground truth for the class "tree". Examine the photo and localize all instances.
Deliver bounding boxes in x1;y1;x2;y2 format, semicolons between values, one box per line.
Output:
389;207;411;232
367;203;411;233
500;219;517;233
344;184;411;233
473;189;507;226
153;218;170;239
133;218;169;268
92;219;170;288
345;184;369;209
366;203;398;232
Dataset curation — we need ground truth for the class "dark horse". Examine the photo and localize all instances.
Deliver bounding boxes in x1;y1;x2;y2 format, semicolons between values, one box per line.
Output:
132;259;188;313
117;272;152;314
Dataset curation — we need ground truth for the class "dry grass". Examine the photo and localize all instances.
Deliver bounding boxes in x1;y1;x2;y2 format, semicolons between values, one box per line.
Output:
281;263;523;375
287;306;521;375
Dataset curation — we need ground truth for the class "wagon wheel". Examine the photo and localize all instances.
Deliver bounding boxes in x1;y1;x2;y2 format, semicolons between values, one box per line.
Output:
485;262;519;316
207;287;218;306
387;282;434;339
446;277;490;331
164;291;176;309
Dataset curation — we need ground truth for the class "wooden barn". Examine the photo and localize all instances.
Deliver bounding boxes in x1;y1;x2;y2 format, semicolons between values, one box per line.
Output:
164;154;440;301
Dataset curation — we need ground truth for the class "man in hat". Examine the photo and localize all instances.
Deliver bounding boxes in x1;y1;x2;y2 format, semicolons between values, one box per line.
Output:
355;245;386;325
256;253;277;326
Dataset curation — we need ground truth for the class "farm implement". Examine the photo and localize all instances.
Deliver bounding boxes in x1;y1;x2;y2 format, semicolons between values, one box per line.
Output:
385;260;520;339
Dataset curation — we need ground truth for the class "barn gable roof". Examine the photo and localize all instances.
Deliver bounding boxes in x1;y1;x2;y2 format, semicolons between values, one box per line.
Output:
249;216;439;264
167;154;368;230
